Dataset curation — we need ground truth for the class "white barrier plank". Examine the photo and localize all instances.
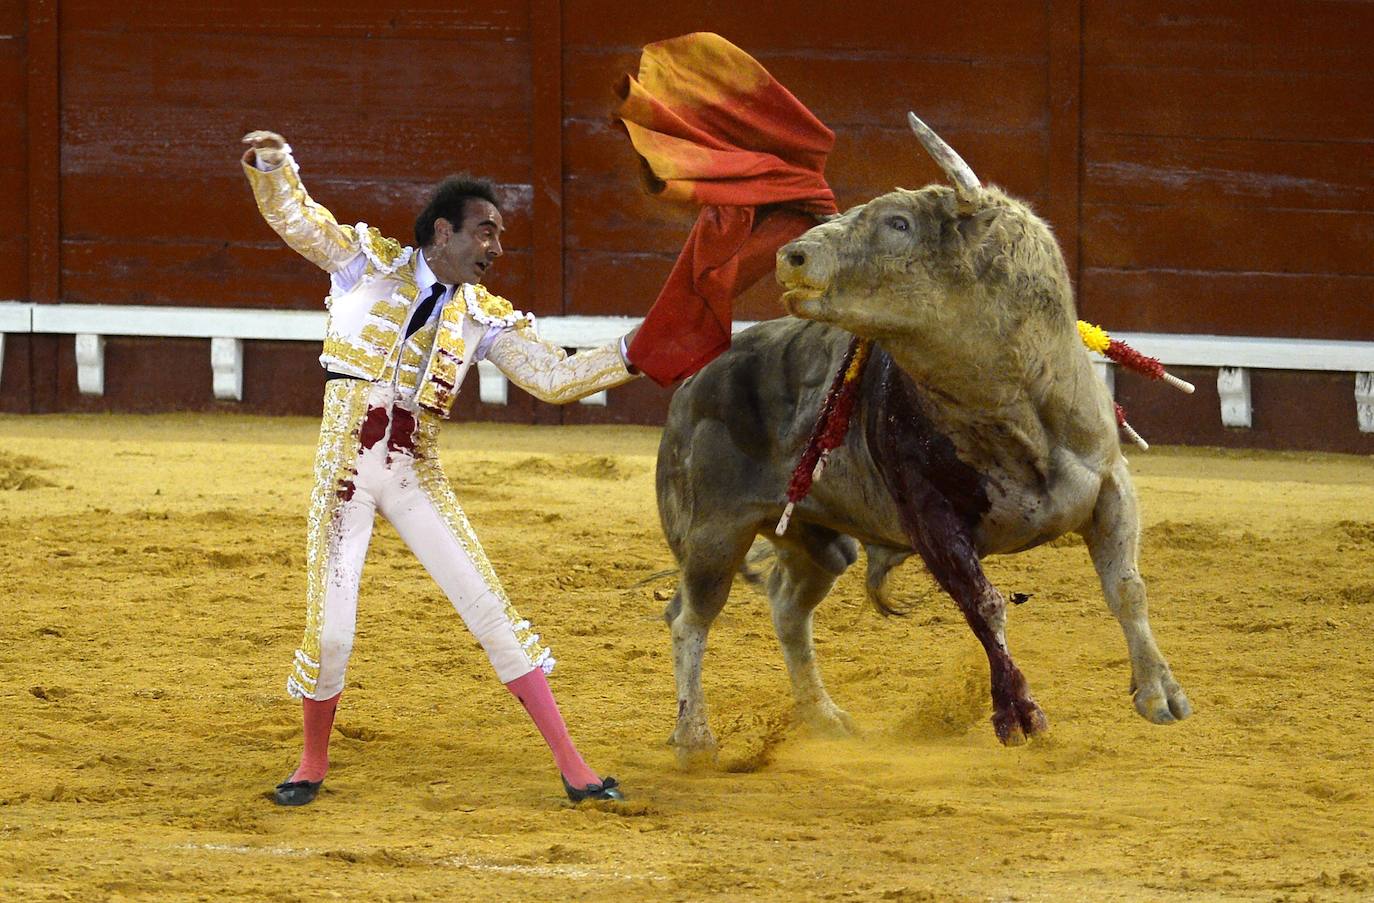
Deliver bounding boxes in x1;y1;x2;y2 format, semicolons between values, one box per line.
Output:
1093;359;1114;395
476;360;508;405
1112;332;1374;374
11;306;1374;373
32;304;326;341
6;305;1374;426
0;301;34;332
536;315;639;348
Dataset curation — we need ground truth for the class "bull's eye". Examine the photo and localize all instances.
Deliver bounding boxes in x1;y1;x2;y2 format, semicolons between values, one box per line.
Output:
886;216;911;233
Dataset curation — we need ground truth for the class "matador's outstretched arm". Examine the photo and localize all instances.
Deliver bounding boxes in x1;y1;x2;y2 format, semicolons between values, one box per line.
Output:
240;130;363;274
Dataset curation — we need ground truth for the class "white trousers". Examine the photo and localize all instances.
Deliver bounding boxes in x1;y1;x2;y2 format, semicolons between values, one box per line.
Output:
287;380;552;700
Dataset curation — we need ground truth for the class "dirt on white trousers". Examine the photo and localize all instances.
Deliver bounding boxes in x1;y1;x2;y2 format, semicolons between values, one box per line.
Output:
287;379;552;700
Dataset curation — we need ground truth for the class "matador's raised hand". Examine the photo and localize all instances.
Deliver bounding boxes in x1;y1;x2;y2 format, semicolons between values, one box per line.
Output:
242;130;287;168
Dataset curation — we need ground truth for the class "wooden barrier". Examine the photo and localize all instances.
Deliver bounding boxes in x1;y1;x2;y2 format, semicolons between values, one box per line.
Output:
1;302;1370;434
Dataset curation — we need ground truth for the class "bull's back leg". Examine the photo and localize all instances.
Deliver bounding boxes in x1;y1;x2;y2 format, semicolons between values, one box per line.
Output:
1081;458;1191;723
665;525;755;768
766;526;860;736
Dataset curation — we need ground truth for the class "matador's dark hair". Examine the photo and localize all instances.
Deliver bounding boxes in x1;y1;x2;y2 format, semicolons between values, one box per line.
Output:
414;175;500;248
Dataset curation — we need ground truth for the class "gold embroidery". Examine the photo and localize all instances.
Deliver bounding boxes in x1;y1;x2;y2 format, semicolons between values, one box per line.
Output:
474;285;516;320
317;258;419;379
359;322;399;348
486;334;635;405
397;325;438;394
321;339;387;377
243;159;360;272
460;284;531;329
290;379;372;699
416;301;469;417
390;263;420;298
360;226;405;272
371;299;411;321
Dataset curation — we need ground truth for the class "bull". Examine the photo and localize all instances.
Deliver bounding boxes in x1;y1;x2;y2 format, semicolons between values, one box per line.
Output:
655;114;1191;761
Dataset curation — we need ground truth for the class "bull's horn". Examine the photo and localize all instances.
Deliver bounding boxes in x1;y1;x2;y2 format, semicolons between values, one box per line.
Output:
907;112;981;211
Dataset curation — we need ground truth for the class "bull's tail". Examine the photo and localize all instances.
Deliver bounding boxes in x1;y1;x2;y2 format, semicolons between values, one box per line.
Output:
630;539;778;594
739;538;777;589
865;545;915;617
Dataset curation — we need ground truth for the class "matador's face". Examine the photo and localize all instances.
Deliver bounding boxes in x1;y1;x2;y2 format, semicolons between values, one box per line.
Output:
428;199;505;285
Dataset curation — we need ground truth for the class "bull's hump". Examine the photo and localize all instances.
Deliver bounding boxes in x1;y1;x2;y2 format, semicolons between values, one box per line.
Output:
669;318;852;453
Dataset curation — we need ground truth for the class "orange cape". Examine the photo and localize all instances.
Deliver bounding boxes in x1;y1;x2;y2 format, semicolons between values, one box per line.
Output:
615;32;837;385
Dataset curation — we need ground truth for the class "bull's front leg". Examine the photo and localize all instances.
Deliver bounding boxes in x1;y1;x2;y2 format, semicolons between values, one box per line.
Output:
868;360;1046;744
897;485;1048;744
1081;458;1191;724
939;546;1049;745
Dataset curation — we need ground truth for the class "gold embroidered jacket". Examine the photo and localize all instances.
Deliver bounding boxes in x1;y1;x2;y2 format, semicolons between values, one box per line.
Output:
242;153;635;416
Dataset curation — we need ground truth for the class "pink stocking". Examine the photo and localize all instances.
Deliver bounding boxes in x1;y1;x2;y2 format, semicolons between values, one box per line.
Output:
289;691;340;783
505;669;601;788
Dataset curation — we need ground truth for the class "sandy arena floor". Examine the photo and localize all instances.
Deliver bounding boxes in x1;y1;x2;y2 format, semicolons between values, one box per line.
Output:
0;413;1371;902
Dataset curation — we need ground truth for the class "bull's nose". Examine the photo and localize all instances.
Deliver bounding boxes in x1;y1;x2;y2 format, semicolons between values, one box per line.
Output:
777;240;828;291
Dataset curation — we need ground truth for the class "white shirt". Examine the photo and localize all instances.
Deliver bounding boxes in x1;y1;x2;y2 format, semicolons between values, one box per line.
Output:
331;247;450;335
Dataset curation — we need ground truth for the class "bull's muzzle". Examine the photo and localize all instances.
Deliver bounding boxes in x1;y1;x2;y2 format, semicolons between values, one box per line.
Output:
776;238;834;318
776;240;833;288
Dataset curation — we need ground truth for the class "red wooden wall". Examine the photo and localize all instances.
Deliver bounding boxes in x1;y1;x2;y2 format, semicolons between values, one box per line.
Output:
0;3;28;299
3;0;1371;451
1076;0;1374;451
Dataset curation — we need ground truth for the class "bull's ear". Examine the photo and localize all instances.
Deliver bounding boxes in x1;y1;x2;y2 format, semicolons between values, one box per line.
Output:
956;207;1003;246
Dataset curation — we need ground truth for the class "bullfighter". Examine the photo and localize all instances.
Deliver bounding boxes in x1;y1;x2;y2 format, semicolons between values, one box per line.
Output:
241;130;637;807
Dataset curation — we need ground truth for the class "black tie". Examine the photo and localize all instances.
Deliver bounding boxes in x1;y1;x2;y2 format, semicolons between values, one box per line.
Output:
405;282;445;339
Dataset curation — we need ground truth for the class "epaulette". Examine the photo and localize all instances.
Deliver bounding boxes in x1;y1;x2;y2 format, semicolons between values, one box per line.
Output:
355;224;413;276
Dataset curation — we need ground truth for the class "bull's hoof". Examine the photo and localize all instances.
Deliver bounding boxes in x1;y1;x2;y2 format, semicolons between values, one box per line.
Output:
992;698;1049;746
1132;674;1192;724
668;723;719;771
672;742;719;771
798;701;858;738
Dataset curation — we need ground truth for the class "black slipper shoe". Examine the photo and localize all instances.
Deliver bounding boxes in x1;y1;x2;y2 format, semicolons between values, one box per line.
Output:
273;778;323;806
562;775;624;803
